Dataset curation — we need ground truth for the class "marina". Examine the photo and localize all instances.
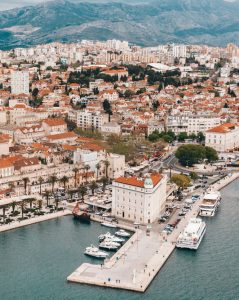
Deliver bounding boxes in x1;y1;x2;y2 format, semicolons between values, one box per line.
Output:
0;177;239;299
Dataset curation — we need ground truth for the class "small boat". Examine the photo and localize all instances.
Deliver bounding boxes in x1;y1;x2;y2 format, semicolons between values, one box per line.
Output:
101;222;117;228
84;245;108;258
99;240;120;250
115;229;130;237
73;202;90;223
98;232;125;243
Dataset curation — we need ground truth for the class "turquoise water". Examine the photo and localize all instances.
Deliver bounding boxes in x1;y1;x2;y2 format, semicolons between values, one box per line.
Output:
0;180;239;300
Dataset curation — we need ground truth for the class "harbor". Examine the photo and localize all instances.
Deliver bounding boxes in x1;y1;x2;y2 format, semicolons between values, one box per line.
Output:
0;177;239;300
67;172;239;292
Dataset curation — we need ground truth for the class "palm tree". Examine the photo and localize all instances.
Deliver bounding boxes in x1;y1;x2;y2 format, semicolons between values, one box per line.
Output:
38;177;44;195
28;198;35;209
49;175;57;193
73;167;79;187
101;176;108;192
89;181;98;195
54;197;59;210
1;204;8;222
104;160;110;179
44;190;51;207
96;162;101;180
84;165;91;183
60;175;69;190
68;190;75;202
37;199;43;211
11;200;16;213
19;200;27;219
78;185;87;200
22;177;30;195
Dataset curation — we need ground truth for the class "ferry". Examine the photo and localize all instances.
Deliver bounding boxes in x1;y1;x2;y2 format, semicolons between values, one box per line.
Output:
176;218;206;250
199;191;221;217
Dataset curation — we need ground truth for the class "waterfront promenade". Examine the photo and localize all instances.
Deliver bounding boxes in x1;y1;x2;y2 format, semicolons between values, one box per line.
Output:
67;172;239;292
0;210;71;233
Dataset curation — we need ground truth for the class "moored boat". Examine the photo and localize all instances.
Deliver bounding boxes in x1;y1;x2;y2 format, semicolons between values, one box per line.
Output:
176;218;206;250
98;232;125;243
99;240;120;250
115;229;130;237
84;245;108;258
101;222;117;228
199;191;221;217
73;202;91;223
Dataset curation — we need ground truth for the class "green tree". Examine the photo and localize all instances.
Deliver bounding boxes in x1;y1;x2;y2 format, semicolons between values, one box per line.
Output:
104;160;110;179
73;167;79;187
44;190;51;207
101;176;108;192
178;132;188;142
38;177;44;195
103;99;111;112
96;163;101;180
205;146;218;162
84;165;91;183
60;175;69;190
175;144;206;166
22;177;30;195
197;132;205;143
78;185;87;200
89;181;98;195
170;174;191;189
49;175;57;193
189;172;199;181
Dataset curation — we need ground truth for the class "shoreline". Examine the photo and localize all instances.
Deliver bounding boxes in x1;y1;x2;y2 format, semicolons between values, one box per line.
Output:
0;210;72;233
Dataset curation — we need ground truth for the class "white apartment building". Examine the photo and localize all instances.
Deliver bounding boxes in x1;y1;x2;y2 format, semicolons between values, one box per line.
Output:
11;70;29;95
205;123;239;152
76;110;107;131
112;173;167;224
167;115;221;135
172;44;187;58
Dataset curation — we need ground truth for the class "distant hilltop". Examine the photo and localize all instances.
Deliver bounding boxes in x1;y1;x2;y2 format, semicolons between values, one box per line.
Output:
1;0;239;50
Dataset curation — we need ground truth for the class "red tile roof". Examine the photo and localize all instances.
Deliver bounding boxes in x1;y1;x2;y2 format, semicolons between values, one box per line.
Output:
115;174;161;188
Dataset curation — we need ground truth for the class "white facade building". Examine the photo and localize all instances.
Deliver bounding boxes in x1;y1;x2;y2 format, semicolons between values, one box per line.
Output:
112;173;167;224
167;115;221;135
76;110;107;130
205;123;239;152
11;70;29;95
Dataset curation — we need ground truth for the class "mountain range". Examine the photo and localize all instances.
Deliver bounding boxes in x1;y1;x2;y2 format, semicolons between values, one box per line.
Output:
0;0;239;50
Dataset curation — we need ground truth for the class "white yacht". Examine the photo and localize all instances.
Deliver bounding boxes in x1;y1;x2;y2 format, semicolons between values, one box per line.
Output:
101;222;117;228
115;229;130;237
99;240;120;250
199;191;221;217
176;218;206;250
84;245;109;258
98;232;125;243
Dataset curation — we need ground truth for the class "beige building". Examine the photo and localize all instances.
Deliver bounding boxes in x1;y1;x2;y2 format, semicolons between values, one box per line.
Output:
112;173;167;224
